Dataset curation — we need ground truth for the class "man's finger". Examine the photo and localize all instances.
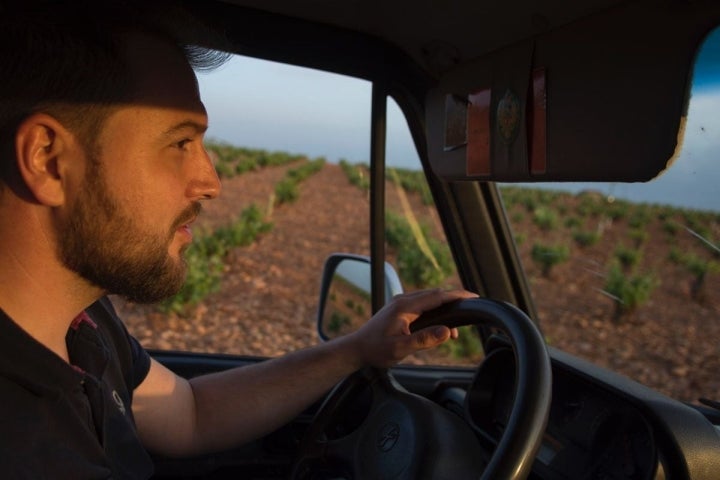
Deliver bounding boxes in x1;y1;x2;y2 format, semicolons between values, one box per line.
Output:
407;325;453;351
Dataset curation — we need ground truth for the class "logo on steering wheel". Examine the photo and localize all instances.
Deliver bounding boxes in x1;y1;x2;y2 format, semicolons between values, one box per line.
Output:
377;422;400;452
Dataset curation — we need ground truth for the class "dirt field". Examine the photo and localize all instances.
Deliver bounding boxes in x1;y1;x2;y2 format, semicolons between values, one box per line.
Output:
115;162;720;404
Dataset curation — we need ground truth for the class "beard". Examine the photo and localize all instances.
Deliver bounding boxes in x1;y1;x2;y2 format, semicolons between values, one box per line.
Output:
57;156;200;304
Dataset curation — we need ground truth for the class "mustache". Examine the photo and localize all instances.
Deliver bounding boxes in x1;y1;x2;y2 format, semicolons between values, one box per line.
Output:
172;202;202;231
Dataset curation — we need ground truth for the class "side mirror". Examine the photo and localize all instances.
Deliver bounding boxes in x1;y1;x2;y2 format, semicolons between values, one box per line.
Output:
317;254;403;341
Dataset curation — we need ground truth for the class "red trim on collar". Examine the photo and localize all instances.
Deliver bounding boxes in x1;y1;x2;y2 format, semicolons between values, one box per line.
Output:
70;311;98;331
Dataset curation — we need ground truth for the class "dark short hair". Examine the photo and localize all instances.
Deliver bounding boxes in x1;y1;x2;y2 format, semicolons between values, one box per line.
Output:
0;0;229;188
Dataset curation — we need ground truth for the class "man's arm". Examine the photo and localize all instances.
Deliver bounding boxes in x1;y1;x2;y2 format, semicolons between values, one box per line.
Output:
132;288;475;456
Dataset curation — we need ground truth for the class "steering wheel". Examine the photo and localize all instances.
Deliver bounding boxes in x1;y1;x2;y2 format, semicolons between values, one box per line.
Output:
291;298;552;479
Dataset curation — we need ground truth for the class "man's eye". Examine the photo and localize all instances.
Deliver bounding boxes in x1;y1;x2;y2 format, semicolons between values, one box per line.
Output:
175;139;192;150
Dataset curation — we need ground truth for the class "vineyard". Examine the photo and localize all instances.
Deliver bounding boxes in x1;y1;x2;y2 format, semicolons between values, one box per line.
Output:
115;140;720;403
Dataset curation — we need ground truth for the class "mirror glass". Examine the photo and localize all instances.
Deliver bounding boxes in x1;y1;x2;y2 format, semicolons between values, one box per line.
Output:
321;259;374;339
319;258;404;340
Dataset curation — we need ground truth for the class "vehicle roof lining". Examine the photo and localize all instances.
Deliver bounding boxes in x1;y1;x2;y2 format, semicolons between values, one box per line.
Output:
219;0;627;78
183;1;433;96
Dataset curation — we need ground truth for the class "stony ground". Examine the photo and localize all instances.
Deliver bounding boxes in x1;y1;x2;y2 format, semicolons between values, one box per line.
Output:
114;163;720;404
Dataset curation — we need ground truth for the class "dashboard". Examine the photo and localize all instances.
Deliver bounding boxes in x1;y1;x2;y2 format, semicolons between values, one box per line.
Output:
460;343;720;479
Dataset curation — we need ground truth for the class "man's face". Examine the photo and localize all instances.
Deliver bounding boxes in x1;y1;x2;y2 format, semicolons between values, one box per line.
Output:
55;33;220;303
58;155;200;303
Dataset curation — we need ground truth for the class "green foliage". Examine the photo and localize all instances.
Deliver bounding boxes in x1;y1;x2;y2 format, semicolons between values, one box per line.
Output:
385;212;414;246
668;247;684;264
205;139;304;180
662;219;680;236
389;167;434;205
259;151;299;167
521;196;537;213
682;253;720;278
159;205;272;313
499;186;563;213
564;216;582;228
397;246;451;287
606;200;631;221
288;157;326;181
532;206;559;231
339;159;370;191
628;228;648;247
385;212;454;288
614;244;642;271
683;211;711;239
342;297;366;316
235;157;258;175
531;243;570;277
603;263;658;320
572;230;601;248
498;186;520;210
274;178;299;204
538;189;561;204
576;193;604;218
628;208;652;229
669;250;720;301
274;158;326;206
327;311;351;335
213;204;274;248
657;207;678;221
214;160;235;179
162;241;225;313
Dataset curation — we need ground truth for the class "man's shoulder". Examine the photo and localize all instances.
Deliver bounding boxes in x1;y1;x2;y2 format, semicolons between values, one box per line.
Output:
82;296;152;392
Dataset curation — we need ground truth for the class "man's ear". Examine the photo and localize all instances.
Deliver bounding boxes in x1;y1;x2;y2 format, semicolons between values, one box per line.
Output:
14;113;79;206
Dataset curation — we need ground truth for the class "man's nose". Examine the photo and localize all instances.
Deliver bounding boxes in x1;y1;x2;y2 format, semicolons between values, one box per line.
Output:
187;148;221;200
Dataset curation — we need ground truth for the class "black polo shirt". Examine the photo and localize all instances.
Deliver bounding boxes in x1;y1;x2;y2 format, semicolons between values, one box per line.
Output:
0;297;154;479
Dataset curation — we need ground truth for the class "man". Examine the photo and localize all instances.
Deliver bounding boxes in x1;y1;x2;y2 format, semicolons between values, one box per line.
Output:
0;1;476;477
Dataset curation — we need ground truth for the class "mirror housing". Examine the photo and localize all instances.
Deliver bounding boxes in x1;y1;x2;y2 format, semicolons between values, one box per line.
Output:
317;254;403;341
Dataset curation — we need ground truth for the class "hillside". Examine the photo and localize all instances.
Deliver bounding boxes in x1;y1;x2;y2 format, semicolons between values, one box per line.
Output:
115;157;720;403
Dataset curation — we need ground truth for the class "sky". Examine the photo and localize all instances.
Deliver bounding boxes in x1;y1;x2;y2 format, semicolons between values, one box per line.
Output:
197;28;720;212
197;59;374;164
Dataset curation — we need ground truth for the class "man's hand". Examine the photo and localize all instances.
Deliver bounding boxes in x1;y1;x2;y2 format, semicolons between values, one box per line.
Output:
344;288;479;368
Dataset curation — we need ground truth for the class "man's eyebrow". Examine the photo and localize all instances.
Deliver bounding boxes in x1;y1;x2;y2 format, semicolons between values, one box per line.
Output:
161;120;209;137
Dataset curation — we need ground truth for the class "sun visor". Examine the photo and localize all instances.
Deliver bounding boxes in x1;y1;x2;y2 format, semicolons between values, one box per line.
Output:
426;1;720;183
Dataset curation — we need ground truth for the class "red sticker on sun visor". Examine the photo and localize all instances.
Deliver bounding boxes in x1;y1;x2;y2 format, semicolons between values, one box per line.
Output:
467;88;491;176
